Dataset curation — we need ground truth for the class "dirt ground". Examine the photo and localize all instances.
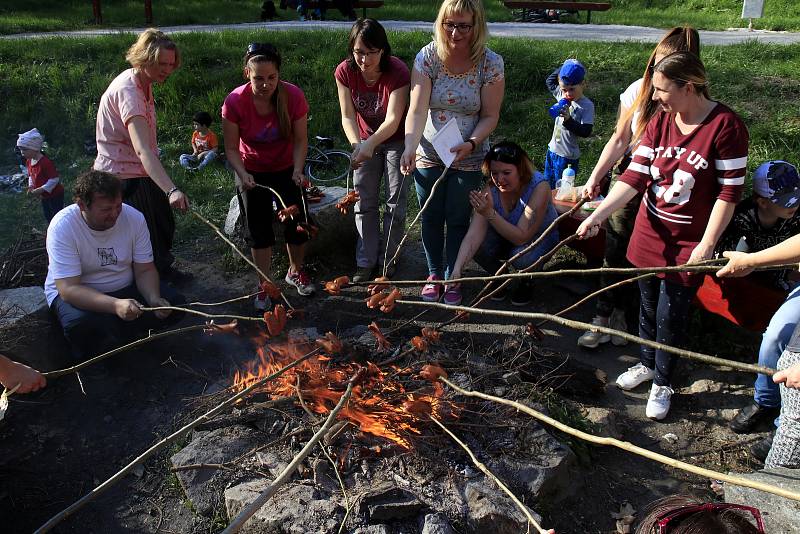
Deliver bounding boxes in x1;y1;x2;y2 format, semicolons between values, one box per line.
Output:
0;236;772;533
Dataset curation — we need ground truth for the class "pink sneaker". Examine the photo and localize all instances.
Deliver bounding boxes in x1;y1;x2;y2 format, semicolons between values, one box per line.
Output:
443;284;462;306
421;275;442;302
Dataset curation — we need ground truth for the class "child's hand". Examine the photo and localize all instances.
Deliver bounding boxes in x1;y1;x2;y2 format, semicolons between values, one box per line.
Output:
31;187;44;197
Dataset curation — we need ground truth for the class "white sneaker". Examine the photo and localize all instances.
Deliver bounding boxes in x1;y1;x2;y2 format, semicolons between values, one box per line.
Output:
285;269;315;296
646;384;674;420
577;315;611;348
609;308;629;346
615;363;655;390
254;286;271;311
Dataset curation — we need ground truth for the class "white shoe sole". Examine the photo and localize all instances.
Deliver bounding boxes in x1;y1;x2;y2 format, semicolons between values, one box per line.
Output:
611;336;629;346
577;335;611;349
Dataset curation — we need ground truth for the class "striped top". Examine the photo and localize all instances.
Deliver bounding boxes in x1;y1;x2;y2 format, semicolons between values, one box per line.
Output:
618;103;749;285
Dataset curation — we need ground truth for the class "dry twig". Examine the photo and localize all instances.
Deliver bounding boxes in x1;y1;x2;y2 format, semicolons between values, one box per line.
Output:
439;377;800;503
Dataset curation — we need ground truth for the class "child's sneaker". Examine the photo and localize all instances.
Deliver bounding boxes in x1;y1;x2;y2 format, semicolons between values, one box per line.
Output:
615;363;655;390
645;384;674;420
443;284;462;306
254;285;272;311
285;269;315;296
421;275;442;302
609;308;629;346
577;315;611;348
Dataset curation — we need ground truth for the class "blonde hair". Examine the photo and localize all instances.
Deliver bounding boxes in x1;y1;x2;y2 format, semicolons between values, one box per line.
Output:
433;0;488;65
626;26;699;146
245;54;292;140
125;28;181;69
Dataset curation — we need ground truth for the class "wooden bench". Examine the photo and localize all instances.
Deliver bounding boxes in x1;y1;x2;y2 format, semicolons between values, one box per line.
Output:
303;1;384;19
549;194;786;332
503;1;611;24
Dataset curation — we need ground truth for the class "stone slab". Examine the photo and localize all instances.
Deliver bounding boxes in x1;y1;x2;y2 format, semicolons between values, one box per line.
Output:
725;467;800;533
0;286;48;329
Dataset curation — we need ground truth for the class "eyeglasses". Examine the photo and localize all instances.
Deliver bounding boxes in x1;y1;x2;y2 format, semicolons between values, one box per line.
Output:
246;42;275;58
352;48;382;58
441;22;473;34
489;145;520;163
655;503;765;533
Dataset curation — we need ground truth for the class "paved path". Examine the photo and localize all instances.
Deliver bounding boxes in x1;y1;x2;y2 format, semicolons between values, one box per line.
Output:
5;20;800;45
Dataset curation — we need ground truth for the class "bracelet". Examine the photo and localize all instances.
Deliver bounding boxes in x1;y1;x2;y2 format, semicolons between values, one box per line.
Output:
166;187;180;198
467;138;477;151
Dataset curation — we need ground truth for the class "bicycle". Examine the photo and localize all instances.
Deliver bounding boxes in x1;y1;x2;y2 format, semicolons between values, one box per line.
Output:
304;135;352;184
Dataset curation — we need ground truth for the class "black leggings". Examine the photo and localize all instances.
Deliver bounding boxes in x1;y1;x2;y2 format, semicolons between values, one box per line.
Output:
638;277;697;386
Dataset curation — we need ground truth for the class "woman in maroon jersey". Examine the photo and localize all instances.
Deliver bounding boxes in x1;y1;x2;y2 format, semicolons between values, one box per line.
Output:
577;51;749;420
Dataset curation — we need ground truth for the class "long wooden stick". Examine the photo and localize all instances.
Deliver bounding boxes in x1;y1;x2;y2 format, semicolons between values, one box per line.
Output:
186;292;259;307
139;305;264;323
430;416;549;534
34;345;321;533
42;324;217;378
384;166;449;274
440;377;800;503
191;210;295;310
397;300;775;376
222;373;357;533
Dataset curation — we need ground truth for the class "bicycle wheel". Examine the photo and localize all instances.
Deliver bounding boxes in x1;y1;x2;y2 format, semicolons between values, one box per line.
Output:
305;149;351;184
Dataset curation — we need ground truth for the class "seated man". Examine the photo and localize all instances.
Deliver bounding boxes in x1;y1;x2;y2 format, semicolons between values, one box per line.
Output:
45;170;184;361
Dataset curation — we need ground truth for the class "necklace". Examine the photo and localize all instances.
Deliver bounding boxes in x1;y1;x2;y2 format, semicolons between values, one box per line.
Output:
363;72;380;85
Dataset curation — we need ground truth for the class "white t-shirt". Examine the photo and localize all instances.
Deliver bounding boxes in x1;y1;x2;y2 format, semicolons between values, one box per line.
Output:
45;204;154;306
620;78;644;137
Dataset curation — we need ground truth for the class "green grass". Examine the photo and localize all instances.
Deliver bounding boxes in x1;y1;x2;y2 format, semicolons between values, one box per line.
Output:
3;0;800;34
2;30;800;249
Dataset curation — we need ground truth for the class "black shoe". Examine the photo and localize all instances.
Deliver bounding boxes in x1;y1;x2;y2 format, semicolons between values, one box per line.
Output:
729;402;780;434
510;279;533;307
749;431;775;463
352;266;375;283
161;267;194;286
485;281;507;302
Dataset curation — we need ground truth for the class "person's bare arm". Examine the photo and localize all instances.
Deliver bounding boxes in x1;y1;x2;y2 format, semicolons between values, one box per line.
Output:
687;199;736;264
485;182;552;246
291;114;309;186
336;79;362;148
0;354;45;393
222;117;255;190
450;78;505;163
55;276;143;321
353;85;409;168
127;116;188;210
575;181;640;238
583;103;634;199
400;68;432;175
133;262;171;319
451;204;490;279
717;233;800;278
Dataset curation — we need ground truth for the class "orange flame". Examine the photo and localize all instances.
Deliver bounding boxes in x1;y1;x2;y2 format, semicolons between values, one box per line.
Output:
232;337;457;449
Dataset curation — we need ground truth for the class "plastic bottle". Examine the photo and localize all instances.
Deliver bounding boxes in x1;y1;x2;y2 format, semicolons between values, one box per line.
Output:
556;164;576;202
548;98;571;119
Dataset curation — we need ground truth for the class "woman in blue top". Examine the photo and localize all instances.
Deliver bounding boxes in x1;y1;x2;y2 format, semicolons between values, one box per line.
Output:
449;141;558;306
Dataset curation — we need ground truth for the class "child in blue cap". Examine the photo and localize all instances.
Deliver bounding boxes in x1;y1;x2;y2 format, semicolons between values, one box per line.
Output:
544;59;594;189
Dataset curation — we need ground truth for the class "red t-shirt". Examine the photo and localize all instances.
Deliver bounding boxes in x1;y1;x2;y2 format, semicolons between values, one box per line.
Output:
221;81;309;172
619;103;748;285
333;56;410;143
28;155;64;199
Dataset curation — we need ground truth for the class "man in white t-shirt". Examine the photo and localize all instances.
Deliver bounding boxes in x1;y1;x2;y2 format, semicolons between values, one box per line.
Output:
46;170;184;361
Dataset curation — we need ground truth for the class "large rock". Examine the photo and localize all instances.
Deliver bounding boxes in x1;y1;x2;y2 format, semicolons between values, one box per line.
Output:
0;286;48;329
223;186;356;260
224;482;343;534
170;425;265;516
464;479;542;534
725;467;800;533
420;512;456;534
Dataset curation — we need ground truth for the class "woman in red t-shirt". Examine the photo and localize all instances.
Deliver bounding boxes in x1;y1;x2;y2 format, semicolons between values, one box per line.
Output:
334;19;410;282
577;52;749;420
222;43;314;307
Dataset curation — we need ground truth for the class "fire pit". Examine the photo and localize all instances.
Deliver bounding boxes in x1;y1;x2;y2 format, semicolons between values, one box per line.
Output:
170;326;576;533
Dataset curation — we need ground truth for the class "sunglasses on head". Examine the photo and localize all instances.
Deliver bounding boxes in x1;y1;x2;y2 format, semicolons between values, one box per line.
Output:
246;42;274;57
489;145;520;163
655;503;765;533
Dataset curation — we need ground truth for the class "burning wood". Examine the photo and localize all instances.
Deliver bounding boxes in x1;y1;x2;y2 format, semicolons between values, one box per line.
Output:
336;190;360;214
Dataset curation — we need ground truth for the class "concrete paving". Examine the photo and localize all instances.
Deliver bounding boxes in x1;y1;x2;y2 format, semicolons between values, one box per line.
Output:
4;19;800;46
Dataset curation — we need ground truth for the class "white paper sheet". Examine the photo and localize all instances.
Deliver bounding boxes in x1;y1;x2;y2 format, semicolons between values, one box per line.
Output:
430;118;464;169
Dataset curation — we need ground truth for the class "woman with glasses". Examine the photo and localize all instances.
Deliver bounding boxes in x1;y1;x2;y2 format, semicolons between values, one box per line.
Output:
334;19;410;283
400;0;505;305
94;28;190;283
222;43;315;308
577;51;749;421
577;27;700;350
449;142;558;306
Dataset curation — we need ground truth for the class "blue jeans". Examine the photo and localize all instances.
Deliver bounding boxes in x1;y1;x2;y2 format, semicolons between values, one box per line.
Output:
414;166;483;279
638;277;697;386
543;149;579;189
51;282;185;361
755;284;800;419
179;152;217;170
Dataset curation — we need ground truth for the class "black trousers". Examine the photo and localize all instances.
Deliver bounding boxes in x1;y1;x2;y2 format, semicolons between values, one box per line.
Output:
122;177;175;274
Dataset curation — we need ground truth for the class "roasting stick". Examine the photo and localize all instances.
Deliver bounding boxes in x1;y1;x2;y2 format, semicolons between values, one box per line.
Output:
439;377;800;503
222;371;359;534
34;345;322;533
191;210;295;310
139;305;266;323
397;300;775;376
430;416;550;534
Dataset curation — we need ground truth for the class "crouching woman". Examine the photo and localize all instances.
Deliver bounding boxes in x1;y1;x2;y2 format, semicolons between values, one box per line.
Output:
448;142;558;307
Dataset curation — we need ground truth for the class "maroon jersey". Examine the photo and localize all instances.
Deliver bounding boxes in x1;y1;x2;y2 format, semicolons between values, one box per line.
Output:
619;103;748;285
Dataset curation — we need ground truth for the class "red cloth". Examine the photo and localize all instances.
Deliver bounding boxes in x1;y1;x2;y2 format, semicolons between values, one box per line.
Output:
334;56;410;143
619;103;749;285
28;155;64;199
221;81;309;172
694;274;786;332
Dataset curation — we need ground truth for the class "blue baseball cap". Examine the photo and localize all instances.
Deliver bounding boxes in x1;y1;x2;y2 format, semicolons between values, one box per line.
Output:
559;59;585;85
753;160;800;208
